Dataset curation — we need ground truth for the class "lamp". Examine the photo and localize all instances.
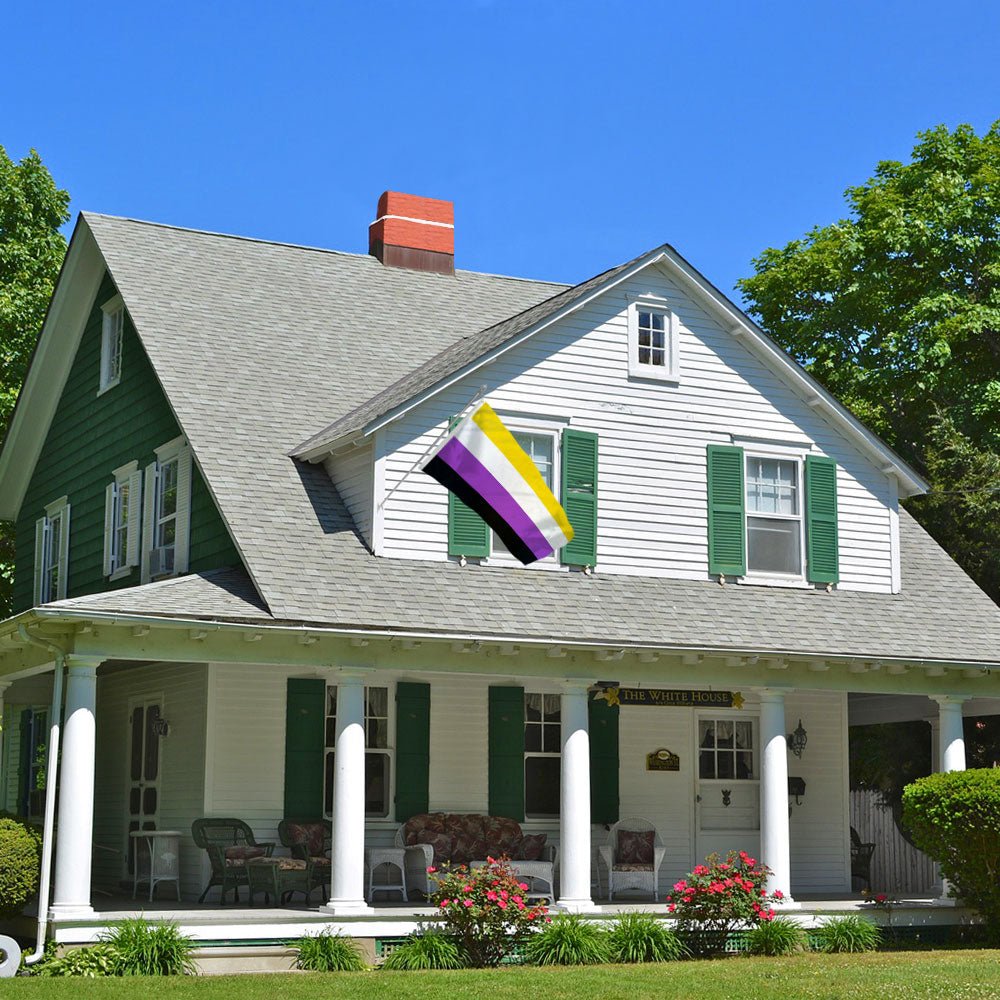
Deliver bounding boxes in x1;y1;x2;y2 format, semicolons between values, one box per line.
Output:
787;719;807;758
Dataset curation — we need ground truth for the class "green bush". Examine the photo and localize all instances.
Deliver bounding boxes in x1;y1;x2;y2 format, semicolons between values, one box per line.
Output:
34;945;118;978
607;912;687;963
101;918;196;975
523;914;611;966
295;931;367;972
902;769;1000;936
813;915;881;953
744;916;808;956
0;816;42;919
381;930;465;970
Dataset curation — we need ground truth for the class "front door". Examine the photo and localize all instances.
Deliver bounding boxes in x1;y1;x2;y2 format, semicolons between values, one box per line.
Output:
126;700;163;875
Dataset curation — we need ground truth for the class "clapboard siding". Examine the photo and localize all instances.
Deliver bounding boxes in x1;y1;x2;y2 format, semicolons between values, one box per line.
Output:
2;706;20;813
325;441;374;550
376;270;896;592
93;663;208;899
850;789;937;894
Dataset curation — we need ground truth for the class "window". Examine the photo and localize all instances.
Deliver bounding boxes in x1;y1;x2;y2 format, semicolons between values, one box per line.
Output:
100;296;125;393
698;717;756;780
492;431;557;561
34;497;70;604
104;462;142;579
525;692;560;817
324;685;392;818
627;298;678;381
745;456;802;577
141;438;192;582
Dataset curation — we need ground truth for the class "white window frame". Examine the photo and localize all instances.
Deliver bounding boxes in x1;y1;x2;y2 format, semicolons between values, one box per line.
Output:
141;437;192;583
99;294;125;395
740;445;808;588
524;690;561;820
104;461;142;580
627;295;679;382
34;496;71;604
696;713;760;783
323;683;394;821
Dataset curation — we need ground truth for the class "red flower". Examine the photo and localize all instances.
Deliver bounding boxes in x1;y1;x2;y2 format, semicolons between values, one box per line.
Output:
773;890;784;900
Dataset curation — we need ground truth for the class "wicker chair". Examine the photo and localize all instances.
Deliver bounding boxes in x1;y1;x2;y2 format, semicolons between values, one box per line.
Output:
599;817;666;900
191;818;275;904
278;818;331;900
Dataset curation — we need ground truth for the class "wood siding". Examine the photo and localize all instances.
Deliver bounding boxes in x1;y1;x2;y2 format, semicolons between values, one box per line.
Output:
324;441;374;550
14;273;242;612
375;270;897;592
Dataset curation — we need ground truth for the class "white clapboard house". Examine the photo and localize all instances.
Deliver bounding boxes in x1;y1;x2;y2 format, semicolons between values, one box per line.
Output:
2;192;1000;950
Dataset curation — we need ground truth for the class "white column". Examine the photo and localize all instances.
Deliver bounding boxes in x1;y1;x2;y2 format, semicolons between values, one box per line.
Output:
51;657;102;919
556;681;595;912
932;696;967;905
323;669;373;915
757;689;794;904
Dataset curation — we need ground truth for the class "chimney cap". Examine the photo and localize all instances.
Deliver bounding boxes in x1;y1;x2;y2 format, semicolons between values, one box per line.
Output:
369;191;455;274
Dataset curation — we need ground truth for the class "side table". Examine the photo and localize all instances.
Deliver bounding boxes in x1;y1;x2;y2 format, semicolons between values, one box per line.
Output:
130;830;183;902
365;846;408;902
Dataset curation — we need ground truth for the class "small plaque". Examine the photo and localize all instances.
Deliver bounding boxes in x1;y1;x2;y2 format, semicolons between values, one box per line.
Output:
646;748;680;772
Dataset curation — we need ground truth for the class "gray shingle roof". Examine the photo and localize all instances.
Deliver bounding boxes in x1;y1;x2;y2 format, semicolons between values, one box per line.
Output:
79;213;1000;666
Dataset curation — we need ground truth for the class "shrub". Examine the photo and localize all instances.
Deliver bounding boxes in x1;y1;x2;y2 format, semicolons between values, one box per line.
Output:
523;913;611;966
0;816;42;919
428;857;548;967
607;912;687;963
666;850;784;956
295;931;367;972
813;915;881;953
744;916;807;956
381;930;465;970
34;945;118;978
902;769;1000;937
101;918;196;975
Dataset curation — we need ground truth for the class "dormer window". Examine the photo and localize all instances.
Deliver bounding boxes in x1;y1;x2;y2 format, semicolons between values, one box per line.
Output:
100;295;125;394
627;298;678;381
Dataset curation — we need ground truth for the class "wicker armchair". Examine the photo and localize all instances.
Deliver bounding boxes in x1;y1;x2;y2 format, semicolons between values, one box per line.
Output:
191;818;275;904
598;817;666;900
278;818;331;899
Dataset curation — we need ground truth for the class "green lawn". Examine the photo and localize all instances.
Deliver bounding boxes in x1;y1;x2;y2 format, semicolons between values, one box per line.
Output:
6;952;1000;1000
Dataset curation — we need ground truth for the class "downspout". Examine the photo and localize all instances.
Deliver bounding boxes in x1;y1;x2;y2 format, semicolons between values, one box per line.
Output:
16;625;68;966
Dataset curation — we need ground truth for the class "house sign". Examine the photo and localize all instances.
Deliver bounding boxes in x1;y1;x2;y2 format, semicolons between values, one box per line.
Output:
595;688;745;709
646;748;681;771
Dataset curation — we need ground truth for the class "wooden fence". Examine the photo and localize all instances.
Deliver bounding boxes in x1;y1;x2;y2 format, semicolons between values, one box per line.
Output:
849;789;937;895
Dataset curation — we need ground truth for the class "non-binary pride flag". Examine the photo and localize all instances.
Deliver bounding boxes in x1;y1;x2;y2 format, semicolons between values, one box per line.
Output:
422;401;574;565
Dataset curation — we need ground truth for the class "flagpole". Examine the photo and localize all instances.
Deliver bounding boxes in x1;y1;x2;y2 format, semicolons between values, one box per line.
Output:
378;385;487;509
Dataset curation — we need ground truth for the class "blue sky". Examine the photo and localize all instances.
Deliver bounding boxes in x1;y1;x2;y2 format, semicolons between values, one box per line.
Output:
6;1;999;299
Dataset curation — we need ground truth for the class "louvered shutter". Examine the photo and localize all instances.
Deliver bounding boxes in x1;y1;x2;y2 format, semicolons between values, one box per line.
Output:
34;518;47;604
488;686;525;821
560;429;598;566
446;415;490;558
140;463;157;583
56;504;70;600
103;483;117;576
589;694;620;824
284;678;326;817
126;469;143;567
395;682;430;822
174;447;193;573
805;455;839;585
707;444;746;577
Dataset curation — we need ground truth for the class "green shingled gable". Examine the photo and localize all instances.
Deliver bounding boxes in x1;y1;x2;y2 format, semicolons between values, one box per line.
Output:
13;272;241;611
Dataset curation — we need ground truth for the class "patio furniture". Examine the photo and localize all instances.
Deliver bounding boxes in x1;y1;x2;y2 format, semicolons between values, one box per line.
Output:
130;829;183;902
278;818;331;899
365;846;408;902
599;817;666;900
850;826;875;890
395;813;556;898
470;858;554;901
191;817;275;904
245;855;318;906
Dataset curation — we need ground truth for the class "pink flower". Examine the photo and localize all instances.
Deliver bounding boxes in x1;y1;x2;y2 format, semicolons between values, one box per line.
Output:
673;881;687;891
500;890;509;900
463;899;474;908
667;903;676;913
519;883;529;891
693;865;709;876
773;890;784;900
497;900;507;910
426;866;436;873
486;890;498;901
513;895;522;904
440;899;450;908
875;893;888;904
464;884;473;892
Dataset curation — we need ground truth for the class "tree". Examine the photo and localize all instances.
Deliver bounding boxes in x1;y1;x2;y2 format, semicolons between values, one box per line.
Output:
0;148;70;614
738;121;1000;601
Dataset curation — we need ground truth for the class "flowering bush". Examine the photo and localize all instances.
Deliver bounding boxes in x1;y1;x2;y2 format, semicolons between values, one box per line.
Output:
665;850;784;955
428;856;549;967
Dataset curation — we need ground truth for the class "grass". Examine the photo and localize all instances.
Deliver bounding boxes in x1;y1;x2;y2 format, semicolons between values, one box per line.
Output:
6;951;1000;999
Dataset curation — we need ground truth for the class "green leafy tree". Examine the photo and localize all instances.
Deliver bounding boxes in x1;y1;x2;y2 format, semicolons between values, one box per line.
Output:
0;148;70;615
738;121;1000;600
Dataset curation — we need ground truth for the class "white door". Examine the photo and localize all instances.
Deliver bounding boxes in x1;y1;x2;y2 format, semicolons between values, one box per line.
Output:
126;700;163;876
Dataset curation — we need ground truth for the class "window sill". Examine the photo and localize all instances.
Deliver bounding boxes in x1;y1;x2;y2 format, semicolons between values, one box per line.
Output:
109;566;134;582
626;368;680;385
737;575;813;590
97;377;121;397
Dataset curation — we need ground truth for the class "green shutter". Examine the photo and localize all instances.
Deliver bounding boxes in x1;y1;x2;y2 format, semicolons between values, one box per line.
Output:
806;455;839;585
284;678;326;817
589;695;619;825
560;429;599;566
447;415;490;558
488;686;525;821
395;682;430;822
17;709;32;815
707;444;746;577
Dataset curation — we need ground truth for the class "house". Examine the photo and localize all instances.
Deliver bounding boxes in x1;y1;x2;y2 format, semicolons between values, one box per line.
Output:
1;192;999;948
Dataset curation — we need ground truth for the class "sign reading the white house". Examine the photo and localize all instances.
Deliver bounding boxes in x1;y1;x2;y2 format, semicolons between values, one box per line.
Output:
596;688;745;710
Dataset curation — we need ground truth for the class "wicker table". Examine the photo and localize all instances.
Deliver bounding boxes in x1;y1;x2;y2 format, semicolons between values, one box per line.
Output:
365;847;408;902
130;830;183;902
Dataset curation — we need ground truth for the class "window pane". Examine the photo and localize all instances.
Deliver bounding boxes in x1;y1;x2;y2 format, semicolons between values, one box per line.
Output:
327;688;337;716
699;721;715;748
525;757;560;816
365;752;390;815
324;751;335;814
367;717;388;748
717;753;735;779
130;708;144;782
699;751;716;778
735;721;752;748
325;717;336;747
525;722;542;752
143;786;157;815
525;694;543;722
366;686;388;718
748;517;800;574
542;724;560;753
543;694;561;721
737;752;754;779
746;458;797;515
144;705;160;780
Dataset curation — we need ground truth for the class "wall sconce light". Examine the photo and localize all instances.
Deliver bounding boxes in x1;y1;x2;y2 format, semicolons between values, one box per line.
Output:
151;718;171;738
788;719;807;758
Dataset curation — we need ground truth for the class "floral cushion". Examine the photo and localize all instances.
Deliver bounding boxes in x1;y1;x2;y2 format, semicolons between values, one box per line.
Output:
246;856;307;870
483;816;523;857
310;856;332;868
402;813;529;864
617;830;654;866
416;830;453;864
451;835;489;864
224;846;266;867
515;833;547;861
615;862;654;872
403;814;447;845
285;821;326;857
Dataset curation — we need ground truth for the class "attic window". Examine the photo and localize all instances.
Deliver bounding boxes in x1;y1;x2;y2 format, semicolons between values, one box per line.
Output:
627;297;678;382
100;295;125;394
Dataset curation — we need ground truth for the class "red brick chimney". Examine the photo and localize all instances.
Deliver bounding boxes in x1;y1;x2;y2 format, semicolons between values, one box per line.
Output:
368;191;455;274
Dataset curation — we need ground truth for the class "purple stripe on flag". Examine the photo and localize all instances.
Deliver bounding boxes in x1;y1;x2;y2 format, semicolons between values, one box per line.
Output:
438;437;554;561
